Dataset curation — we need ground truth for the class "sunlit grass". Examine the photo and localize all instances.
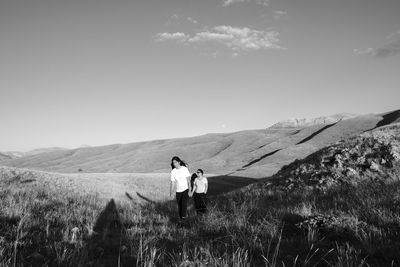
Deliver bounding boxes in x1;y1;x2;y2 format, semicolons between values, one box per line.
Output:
1;150;400;267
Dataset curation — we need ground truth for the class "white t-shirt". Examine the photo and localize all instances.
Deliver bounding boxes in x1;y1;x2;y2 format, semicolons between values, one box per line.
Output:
194;177;208;193
170;166;190;192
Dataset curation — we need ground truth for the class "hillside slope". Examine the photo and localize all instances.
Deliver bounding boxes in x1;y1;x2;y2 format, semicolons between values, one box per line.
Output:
0;152;12;161
250;122;400;192
1;123;400;266
269;113;357;128
1;110;398;177
218;122;400;266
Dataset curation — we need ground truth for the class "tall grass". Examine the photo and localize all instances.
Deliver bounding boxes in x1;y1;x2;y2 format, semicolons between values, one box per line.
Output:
1;161;400;266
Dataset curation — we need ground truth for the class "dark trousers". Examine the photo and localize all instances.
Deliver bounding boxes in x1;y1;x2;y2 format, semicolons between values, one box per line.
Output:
193;192;207;213
176;190;189;219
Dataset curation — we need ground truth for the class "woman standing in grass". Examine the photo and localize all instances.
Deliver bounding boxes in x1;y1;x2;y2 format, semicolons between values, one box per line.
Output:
170;156;191;221
191;169;208;214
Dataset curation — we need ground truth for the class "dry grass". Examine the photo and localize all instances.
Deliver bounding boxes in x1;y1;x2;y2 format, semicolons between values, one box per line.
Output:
1;123;400;266
1;163;399;266
63;172;171;203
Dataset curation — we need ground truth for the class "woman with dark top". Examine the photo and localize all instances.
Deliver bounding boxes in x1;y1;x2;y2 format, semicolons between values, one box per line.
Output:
191;169;208;214
170;156;191;221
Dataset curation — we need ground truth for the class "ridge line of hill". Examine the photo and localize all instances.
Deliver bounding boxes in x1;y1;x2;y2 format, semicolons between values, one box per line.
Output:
1;109;399;177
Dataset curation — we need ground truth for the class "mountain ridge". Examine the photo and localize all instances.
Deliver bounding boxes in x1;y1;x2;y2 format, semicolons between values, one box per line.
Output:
269;113;358;128
1;109;398;177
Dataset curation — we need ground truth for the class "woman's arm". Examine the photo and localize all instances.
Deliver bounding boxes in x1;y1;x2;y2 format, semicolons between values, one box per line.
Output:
204;179;208;194
191;179;197;194
170;181;174;197
187;175;192;195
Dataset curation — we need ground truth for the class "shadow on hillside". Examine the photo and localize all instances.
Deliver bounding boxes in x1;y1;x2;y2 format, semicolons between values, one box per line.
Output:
207;175;257;196
296;122;338;145
241;149;281;169
374;109;400;129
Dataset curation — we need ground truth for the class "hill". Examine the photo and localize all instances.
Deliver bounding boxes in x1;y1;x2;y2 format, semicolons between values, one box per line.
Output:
1;109;399;177
269;113;357;128
0;147;68;160
23;147;69;156
0;152;12;161
1;121;399;266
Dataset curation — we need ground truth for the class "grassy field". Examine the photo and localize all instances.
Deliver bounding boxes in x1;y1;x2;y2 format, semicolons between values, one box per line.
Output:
63;172;171;203
1;124;400;266
0;167;257;266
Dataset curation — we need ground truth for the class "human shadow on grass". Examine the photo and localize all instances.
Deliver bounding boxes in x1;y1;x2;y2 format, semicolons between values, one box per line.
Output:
136;192;156;204
125;192;134;201
86;199;135;266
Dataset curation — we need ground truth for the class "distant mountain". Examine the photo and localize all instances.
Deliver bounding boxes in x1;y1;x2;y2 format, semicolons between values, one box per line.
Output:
1;109;399;178
269;113;358;128
0;152;12;161
78;145;91;148
0;147;68;161
23;147;68;157
3;151;25;159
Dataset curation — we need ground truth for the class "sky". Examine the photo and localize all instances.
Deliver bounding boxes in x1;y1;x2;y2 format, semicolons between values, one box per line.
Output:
0;0;399;152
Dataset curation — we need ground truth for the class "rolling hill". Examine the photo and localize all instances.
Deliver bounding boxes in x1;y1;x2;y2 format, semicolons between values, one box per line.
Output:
0;152;12;161
269;112;357;128
1;109;399;177
1;118;399;266
0;147;68;160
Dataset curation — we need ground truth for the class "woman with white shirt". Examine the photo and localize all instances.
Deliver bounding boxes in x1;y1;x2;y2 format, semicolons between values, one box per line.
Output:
170;156;191;221
191;169;208;214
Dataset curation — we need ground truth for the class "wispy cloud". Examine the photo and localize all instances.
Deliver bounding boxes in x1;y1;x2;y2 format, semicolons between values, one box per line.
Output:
222;0;270;7
165;14;198;26
187;17;198;24
155;32;189;42
155;25;284;55
273;10;287;20
222;0;247;6
355;30;400;58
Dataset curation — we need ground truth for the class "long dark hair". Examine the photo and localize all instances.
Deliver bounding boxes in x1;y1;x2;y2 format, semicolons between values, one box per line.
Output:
171;156;187;169
190;173;198;188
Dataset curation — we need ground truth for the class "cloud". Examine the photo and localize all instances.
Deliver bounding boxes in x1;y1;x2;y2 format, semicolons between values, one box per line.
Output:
166;14;198;26
273;10;287;20
187;17;198;24
189;26;282;51
222;0;246;6
222;0;270;7
155;32;189;42
354;47;374;56
156;25;284;55
355;31;400;58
